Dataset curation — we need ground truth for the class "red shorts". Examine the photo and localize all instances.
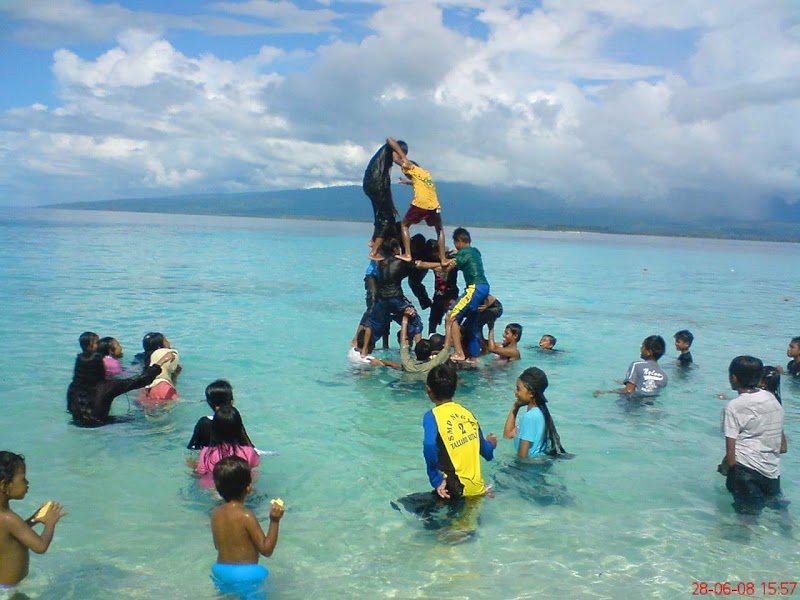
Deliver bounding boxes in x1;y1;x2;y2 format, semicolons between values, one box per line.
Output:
403;205;442;228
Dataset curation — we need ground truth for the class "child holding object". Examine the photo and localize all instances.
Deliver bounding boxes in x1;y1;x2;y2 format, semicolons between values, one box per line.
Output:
0;452;67;590
210;456;285;600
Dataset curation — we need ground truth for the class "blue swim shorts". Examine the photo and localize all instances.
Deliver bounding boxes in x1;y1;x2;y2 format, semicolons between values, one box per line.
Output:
211;563;269;600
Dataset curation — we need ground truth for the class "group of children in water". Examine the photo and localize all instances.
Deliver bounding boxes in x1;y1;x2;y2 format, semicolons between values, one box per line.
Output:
1;137;795;599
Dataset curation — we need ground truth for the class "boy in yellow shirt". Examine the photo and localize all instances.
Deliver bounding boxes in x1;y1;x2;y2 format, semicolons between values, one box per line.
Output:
386;137;447;265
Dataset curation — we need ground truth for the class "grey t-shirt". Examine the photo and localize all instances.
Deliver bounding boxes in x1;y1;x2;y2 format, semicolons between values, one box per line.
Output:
722;389;784;478
624;360;668;395
400;344;451;373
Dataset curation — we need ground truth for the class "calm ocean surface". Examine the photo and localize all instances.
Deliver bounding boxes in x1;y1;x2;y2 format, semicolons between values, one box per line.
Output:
1;209;798;599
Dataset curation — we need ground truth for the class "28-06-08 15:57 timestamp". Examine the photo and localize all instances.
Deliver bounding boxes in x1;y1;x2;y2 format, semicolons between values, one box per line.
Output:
692;582;797;596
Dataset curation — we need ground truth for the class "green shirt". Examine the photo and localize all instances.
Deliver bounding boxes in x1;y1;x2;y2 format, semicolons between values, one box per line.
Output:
400;344;452;373
454;246;488;286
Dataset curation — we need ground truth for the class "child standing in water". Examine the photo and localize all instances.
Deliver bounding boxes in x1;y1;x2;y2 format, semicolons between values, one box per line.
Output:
0;452;67;591
97;336;125;378
188;380;254;450
502;368;567;458
195;406;260;477
210;456;285;600
487;322;522;362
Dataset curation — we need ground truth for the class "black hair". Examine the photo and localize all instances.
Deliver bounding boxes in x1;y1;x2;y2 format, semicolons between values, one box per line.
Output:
205;379;234;410
213;455;252;502
517;367;566;456
0;451;25;488
142;332;166;369
410;233;426;257
506;323;523;341
79;331;99;352
380;238;400;257
428;333;445;352
397;140;408;155
791;336;800;346
542;334;557;347
414;338;433;361
424;239;440;261
426;363;457;400
452;227;471;244
357;329;375;354
642;335;666;361
674;330;694;346
97;337;117;358
72;352;106;386
760;366;782;404
729;355;764;389
210;405;245;450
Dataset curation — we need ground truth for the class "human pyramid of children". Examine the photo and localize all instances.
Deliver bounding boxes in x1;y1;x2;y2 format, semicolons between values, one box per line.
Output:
0;137;793;600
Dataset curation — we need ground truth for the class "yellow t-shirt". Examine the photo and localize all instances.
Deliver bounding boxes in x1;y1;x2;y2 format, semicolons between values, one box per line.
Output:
432;402;485;496
402;163;440;211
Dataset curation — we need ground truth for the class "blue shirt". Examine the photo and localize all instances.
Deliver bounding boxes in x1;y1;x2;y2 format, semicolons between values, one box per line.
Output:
514;406;546;458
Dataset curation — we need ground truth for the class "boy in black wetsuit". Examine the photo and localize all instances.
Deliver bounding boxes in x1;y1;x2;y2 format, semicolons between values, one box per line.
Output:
360;239;424;357
674;330;694;367
363;140;407;260
784;337;800;377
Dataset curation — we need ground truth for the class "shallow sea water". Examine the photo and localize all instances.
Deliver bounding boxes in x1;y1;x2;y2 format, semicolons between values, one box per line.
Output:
1;209;798;599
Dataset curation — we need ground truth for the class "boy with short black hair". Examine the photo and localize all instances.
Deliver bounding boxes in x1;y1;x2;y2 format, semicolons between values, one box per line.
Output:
674;330;694;367
717;356;787;516
0;452;67;590
538;335;557;351
784;336;800;377
594;335;668;397
210;456;285;600
487;322;522;362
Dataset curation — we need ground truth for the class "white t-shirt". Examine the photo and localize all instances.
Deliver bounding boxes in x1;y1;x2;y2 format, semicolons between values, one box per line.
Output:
348;347;375;365
721;389;784;478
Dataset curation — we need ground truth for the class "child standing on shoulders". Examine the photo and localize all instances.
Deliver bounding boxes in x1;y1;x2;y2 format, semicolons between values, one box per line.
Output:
674;330;694;367
386;137;447;265
210;456;285;600
594;335;668;397
0;452;67;591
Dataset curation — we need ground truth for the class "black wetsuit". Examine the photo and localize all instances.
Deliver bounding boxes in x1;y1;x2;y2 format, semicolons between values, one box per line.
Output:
787;360;800;377
477;297;503;329
678;351;693;367
363;144;398;240
67;354;163;427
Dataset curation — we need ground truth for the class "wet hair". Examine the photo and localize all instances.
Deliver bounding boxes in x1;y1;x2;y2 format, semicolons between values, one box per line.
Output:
414;338;433;361
205;379;234;410
79;331;99;352
759;366;782;404
142;332;166;369
213;455;252;502
642;335;666;361
410;233;426;257
427;363;457;400
505;323;523;342
381;238;401;257
72;352;106;386
541;334;557;347
357;329;375;354
791;336;800;346
517;367;566;456
210;405;245;449
97;337;117;358
396;140;408;155
729;355;764;389
428;334;445;352
452;227;471;244
674;330;694;346
0;451;25;488
424;239;440;261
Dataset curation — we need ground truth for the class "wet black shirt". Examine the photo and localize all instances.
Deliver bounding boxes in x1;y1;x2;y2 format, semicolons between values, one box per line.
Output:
376;257;413;299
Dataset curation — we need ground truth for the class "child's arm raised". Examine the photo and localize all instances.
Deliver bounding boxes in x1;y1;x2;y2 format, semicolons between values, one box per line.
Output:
9;502;66;554
246;502;284;558
386;137;409;166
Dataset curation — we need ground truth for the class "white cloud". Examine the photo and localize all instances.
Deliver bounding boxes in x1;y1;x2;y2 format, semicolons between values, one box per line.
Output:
0;0;798;212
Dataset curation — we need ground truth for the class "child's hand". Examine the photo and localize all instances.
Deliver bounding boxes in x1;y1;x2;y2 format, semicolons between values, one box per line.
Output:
156;351;178;367
486;433;498;448
39;502;67;526
269;500;285;522
592;390;605;397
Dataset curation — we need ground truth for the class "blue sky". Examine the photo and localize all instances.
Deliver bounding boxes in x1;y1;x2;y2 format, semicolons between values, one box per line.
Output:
1;0;798;214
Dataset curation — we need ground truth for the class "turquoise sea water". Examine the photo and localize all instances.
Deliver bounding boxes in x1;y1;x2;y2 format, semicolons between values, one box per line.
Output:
1;209;798;599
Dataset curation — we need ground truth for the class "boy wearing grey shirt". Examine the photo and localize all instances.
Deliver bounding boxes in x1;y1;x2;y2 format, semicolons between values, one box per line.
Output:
594;335;668;398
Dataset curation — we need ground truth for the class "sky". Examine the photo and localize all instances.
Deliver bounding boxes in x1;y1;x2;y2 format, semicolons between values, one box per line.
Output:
1;0;799;215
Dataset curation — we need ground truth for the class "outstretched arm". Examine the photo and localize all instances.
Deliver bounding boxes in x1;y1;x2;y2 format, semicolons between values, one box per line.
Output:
593;383;636;397
386;137;409;165
9;502;66;554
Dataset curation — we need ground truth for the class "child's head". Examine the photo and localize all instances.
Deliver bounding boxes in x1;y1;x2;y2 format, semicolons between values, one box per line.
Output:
640;335;666;361
210;405;244;446
517;367;548;404
452;227;471;248
728;355;763;389
390;140;408;164
428;333;445;353
0;451;27;500
205;379;234;411
357;329;376;354
426;363;457;401
674;330;694;351
97;336;122;358
759;366;782;404
503;323;522;344
539;335;557;350
414;338;433;361
213;455;252;502
410;234;426;258
424;239;440;261
380;238;401;258
79;331;99;353
787;337;800;359
142;332;167;352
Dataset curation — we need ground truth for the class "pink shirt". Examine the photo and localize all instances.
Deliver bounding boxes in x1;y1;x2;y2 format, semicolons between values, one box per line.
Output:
196;444;260;475
103;356;124;378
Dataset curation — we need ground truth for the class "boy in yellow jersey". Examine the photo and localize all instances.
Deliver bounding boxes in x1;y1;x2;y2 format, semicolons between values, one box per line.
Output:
386;137;447;265
422;364;496;500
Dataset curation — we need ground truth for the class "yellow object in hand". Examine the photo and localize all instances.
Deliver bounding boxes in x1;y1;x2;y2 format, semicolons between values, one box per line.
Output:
35;501;53;520
270;498;284;507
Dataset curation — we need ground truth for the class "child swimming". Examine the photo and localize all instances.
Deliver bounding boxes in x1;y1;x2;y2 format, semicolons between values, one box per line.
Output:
0;452;66;590
210;456;285;600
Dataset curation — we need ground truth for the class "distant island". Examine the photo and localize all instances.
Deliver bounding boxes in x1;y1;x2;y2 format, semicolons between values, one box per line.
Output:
48;183;800;242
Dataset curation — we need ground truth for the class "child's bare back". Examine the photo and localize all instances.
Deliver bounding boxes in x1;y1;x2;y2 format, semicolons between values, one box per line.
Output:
212;500;283;563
